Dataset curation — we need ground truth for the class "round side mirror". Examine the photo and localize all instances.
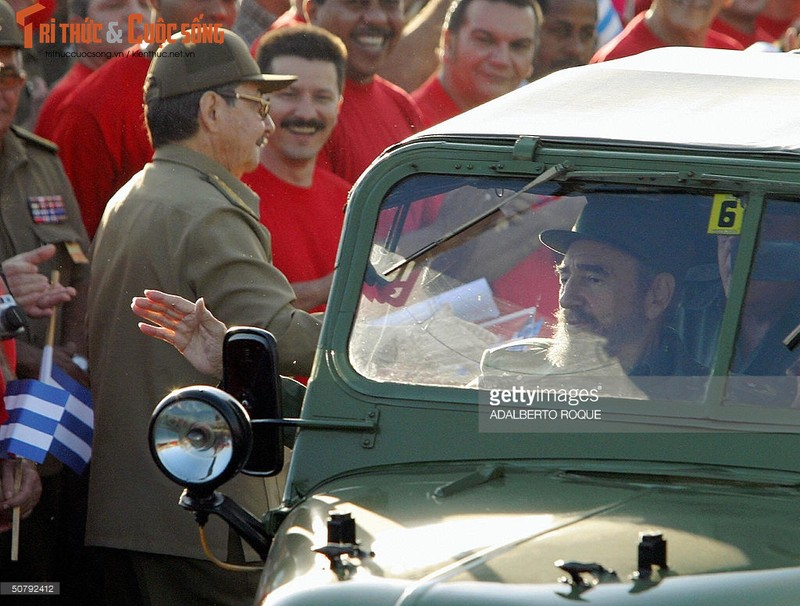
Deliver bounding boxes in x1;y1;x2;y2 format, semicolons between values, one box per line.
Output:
149;386;252;494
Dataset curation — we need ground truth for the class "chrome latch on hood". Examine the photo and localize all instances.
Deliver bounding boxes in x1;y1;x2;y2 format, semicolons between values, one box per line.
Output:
555;560;620;587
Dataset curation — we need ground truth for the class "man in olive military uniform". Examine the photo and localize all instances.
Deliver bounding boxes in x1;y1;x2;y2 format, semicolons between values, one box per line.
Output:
87;30;321;605
0;1;91;600
0;0;89;383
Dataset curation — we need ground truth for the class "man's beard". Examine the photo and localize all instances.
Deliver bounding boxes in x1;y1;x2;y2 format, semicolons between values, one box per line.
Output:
546;309;612;371
546;308;646;373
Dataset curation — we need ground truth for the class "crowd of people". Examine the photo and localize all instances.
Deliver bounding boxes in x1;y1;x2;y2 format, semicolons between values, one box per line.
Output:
0;0;799;603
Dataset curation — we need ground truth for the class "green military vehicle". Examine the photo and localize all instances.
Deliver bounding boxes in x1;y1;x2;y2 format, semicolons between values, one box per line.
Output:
149;48;800;604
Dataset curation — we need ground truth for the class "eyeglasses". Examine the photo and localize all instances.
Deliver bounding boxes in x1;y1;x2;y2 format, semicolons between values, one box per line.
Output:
0;63;26;91
219;91;271;120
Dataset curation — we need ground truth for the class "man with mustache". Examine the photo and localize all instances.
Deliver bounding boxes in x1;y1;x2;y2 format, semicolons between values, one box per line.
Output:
86;32;321;605
304;0;423;184
539;198;705;381
243;24;350;312
532;0;598;80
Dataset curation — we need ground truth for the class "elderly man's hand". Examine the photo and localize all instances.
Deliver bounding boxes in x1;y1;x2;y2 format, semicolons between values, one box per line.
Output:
132;290;227;378
0;458;41;533
2;245;76;318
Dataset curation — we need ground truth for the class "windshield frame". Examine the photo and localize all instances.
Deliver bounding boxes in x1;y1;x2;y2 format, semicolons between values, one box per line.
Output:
321;141;800;433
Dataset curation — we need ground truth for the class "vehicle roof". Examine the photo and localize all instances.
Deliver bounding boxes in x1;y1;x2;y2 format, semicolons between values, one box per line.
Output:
417;47;800;156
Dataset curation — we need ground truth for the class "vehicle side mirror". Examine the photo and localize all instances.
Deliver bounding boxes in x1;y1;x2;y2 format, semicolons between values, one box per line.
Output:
221;327;284;476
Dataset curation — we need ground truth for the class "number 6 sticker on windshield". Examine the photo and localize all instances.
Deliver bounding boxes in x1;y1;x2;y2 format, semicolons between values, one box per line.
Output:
707;193;744;235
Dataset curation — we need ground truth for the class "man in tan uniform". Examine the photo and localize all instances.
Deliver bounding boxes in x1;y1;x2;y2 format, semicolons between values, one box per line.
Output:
87;30;320;605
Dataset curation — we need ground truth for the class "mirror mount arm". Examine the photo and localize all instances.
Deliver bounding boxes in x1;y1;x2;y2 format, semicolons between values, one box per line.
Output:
252;414;378;432
179;489;272;560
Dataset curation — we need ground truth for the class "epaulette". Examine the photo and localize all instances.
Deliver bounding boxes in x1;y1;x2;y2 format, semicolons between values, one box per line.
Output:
204;173;259;221
10;124;59;153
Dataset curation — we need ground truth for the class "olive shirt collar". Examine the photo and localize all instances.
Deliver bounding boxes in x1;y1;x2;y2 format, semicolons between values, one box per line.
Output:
152;144;260;221
0;131;24;260
0;128;29;177
629;327;706;377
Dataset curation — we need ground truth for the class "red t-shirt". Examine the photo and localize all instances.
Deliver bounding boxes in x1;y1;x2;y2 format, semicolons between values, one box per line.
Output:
591;12;744;63
0;339;16;423
34;62;94;140
411;74;462;129
710;17;774;48
491;247;561;337
250;9;307;56
757;14;796;40
270;9;307;29
50;49;153;238
242;165;350;312
317;76;423;185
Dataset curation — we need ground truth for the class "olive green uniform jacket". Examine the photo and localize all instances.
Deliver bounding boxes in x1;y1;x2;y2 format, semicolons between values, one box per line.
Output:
87;144;322;559
0;126;90;349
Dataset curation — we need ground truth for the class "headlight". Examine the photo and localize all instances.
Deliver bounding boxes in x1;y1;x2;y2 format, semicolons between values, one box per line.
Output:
149;386;252;494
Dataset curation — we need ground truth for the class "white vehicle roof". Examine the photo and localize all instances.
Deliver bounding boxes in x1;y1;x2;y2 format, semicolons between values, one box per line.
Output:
419;47;800;156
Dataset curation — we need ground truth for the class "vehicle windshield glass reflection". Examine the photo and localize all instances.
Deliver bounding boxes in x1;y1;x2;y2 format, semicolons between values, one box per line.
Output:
723;199;800;408
349;175;731;402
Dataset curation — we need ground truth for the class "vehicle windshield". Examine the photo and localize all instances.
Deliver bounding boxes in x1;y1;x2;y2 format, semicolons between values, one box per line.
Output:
348;174;800;410
724;199;800;408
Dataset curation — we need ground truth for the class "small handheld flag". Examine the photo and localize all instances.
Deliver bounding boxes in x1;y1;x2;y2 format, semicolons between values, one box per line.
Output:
0;345;93;475
0;270;93;561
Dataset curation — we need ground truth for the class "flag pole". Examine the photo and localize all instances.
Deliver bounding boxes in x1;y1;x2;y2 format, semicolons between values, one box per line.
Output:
10;458;21;561
11;270;60;561
39;270;60;383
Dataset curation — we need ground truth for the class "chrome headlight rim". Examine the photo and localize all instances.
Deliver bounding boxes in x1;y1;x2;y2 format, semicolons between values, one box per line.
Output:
148;385;253;493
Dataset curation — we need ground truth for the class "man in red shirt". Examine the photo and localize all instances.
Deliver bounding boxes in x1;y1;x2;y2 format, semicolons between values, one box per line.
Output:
243;25;350;312
49;0;240;238
34;0;143;140
412;0;540;129
305;0;423;184
591;0;743;63
262;0;452;93
532;0;598;81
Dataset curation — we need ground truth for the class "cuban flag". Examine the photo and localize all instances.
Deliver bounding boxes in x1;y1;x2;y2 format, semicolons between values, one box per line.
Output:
46;363;93;475
0;379;68;464
0;346;93;475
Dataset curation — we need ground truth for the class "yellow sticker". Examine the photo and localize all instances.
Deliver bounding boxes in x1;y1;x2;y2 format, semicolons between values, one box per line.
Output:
65;241;89;264
707;194;744;235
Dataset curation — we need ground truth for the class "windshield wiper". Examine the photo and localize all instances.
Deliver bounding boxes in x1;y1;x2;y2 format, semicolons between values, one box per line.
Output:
382;162;573;277
784;321;800;351
433;464;505;498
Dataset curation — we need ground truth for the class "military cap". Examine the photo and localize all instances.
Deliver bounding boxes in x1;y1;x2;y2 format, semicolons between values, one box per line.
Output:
0;0;24;48
145;29;296;102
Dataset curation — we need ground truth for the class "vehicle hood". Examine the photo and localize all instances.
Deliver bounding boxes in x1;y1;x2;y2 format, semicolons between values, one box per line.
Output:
259;460;800;604
414;48;800;157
